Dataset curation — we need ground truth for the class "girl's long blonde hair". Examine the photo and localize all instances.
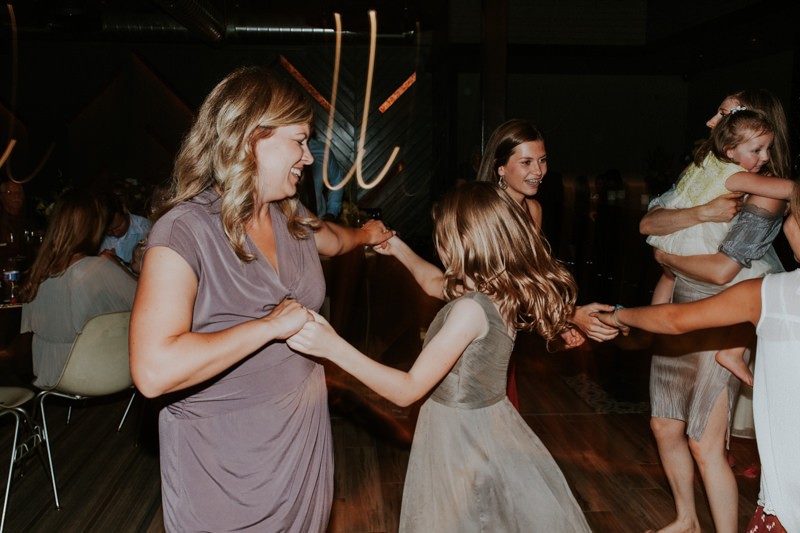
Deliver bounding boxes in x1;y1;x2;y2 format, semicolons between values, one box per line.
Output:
159;66;319;261
20;189;107;302
433;182;577;340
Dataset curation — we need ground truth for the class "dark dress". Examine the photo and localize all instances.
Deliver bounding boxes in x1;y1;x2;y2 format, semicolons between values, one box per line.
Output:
399;292;591;532
147;189;332;532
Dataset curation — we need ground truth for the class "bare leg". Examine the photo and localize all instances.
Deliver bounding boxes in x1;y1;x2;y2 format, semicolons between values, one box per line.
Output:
688;392;738;533
649;417;701;533
714;347;753;386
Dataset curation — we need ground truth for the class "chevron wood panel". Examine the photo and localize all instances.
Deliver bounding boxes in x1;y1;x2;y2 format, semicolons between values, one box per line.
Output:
282;43;435;243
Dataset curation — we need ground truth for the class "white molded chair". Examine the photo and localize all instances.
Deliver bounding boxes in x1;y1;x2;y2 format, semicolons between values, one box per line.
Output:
0;386;36;533
35;311;136;509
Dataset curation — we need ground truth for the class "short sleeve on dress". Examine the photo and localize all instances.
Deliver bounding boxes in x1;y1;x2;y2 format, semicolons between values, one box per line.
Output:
719;204;783;268
147;209;204;280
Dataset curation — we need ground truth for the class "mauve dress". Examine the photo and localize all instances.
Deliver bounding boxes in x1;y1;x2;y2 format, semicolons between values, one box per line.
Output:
146;189;332;532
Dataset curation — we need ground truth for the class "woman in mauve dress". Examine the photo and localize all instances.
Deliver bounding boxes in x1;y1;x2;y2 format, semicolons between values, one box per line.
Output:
129;66;392;532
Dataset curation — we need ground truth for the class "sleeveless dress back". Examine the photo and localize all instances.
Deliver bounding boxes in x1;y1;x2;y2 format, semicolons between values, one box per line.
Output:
399;292;591;532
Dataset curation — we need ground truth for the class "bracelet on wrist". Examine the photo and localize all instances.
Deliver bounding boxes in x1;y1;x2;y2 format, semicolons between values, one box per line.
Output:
612;304;627;329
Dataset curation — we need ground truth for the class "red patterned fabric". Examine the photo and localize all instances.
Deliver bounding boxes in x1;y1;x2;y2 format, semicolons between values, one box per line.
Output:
747;506;788;533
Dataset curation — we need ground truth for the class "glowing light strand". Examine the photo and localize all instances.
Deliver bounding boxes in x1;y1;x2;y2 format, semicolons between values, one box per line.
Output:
324;10;400;191
318;14;343;192
355;10;400;187
2;3;56;183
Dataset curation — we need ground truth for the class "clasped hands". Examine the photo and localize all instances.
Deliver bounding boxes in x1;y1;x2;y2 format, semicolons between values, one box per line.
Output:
557;303;622;350
359;219;395;249
265;298;341;359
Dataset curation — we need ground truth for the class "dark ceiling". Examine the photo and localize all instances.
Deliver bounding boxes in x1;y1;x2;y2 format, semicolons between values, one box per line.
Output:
4;0;446;43
0;0;796;78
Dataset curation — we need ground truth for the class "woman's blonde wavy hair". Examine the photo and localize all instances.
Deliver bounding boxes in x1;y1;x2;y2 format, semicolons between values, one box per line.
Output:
20;189;107;302
159;66;319;261
433;182;577;340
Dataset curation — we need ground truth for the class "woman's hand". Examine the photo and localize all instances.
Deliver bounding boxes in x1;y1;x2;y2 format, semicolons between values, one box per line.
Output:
698;192;743;222
359;219;395;247
570;303;619;342
373;234;400;256
263;298;314;340
596;310;631;336
287;310;346;360
99;248;138;280
653;247;667;265
653;249;677;280
559;326;586;350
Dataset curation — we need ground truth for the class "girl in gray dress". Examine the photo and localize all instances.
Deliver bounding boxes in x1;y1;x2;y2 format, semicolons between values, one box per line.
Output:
129;66;392;532
289;182;592;532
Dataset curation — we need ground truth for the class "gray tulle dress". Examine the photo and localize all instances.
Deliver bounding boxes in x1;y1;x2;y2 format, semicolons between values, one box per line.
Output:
399;292;591;532
147;189;332;532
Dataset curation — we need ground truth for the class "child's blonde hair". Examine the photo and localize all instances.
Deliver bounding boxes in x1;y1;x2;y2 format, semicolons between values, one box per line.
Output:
694;109;773;169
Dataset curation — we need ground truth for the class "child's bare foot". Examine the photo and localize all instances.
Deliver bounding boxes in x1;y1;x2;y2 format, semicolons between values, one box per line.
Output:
715;350;754;386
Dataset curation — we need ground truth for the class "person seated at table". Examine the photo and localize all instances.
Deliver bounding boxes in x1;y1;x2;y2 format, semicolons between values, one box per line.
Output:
19;189;136;389
100;190;152;273
0;179;45;269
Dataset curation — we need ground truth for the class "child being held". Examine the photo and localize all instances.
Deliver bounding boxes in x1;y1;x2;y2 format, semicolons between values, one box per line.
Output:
647;108;793;385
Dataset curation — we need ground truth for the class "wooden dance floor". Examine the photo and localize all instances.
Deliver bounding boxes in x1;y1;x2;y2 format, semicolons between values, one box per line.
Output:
0;253;760;532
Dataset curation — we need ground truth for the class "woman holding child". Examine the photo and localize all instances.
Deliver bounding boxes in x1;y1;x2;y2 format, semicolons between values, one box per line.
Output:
639;89;793;533
603;179;800;532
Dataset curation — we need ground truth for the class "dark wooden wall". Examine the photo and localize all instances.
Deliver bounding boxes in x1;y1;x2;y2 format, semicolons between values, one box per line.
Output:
1;38;437;244
282;43;436;243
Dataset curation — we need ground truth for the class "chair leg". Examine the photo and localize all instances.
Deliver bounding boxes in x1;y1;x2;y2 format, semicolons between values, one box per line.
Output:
37;394;61;510
0;410;21;533
117;391;137;432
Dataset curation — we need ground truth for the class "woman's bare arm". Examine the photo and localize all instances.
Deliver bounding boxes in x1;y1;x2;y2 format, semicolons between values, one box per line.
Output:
597;278;762;334
314;218;393;257
288;300;485;406
374;235;445;299
639;193;743;236
654;249;742;285
653;195;786;285
130;247;312;398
